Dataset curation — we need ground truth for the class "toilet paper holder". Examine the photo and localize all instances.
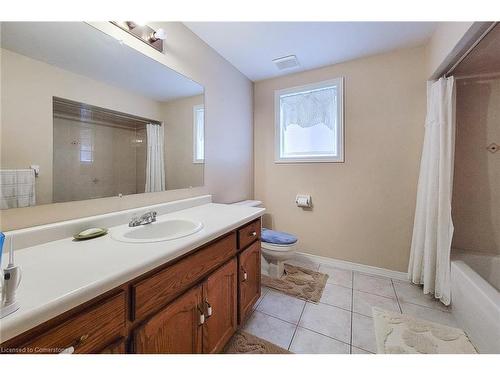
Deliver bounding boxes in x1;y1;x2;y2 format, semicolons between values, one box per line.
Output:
295;194;312;208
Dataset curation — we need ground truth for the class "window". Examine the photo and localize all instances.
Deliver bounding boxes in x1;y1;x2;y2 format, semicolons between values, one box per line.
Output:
193;104;205;163
79;127;94;164
275;77;344;163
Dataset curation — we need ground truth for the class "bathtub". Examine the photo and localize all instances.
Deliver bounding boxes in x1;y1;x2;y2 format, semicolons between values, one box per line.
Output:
451;250;500;353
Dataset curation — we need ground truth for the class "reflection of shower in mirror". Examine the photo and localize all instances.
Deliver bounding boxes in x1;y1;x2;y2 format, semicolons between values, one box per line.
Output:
0;22;205;209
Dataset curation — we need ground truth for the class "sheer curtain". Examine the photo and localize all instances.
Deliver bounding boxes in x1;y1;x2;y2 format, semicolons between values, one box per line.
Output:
408;77;456;305
145;123;165;193
281;87;337;130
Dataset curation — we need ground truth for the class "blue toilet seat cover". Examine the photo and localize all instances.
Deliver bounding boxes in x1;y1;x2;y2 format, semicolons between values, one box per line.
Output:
261;228;297;245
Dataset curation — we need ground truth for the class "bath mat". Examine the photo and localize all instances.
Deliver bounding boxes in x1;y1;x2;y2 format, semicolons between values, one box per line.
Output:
372;307;477;354
223;331;291;354
261;263;328;303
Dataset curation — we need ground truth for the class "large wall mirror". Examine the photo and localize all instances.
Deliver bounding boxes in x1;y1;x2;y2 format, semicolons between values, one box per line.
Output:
0;22;204;209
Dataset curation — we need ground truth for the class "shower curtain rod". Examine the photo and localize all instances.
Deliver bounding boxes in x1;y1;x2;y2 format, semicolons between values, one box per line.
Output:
53;97;162;127
454;72;500;81
445;22;498;78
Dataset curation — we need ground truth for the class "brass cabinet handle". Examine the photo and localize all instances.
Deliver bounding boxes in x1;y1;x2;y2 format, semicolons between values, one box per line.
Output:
198;305;205;325
73;334;89;348
78;334;89;344
205;299;213;318
241;267;248;281
62;334;88;354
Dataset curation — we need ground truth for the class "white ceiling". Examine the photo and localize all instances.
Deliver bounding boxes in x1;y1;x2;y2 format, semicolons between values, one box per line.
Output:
1;22;203;101
184;22;439;81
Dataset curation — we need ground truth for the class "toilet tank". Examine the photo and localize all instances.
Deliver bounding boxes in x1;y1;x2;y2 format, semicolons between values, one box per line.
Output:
232;200;264;208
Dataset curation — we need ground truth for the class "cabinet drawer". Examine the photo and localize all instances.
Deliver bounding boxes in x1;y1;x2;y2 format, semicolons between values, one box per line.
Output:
132;232;237;321
237;219;261;250
19;291;126;354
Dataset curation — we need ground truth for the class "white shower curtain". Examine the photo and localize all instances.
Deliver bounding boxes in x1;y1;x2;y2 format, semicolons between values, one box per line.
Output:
145;123;165;193
408;77;456;306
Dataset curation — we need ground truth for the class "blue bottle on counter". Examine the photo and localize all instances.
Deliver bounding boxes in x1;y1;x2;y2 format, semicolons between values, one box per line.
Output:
0;232;4;267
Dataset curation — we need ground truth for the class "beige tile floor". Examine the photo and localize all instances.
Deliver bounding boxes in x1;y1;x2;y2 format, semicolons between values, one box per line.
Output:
242;257;459;354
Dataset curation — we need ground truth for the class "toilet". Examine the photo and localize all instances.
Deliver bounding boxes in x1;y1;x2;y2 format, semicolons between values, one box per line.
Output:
232;200;297;278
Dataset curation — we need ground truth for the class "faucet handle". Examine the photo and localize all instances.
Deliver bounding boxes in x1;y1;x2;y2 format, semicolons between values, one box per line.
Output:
140;211;157;223
129;211;157;227
128;215;137;227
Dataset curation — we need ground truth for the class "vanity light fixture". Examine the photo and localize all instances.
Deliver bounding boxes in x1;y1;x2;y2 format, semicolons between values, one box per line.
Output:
111;21;166;52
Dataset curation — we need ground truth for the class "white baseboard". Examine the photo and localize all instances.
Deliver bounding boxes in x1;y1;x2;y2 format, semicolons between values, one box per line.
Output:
295;252;408;281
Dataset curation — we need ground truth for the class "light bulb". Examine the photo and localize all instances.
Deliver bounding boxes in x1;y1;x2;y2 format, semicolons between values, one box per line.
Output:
153;28;167;40
149;28;167;43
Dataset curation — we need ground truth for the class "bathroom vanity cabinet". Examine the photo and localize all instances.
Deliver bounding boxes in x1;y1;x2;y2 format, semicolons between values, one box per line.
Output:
134;258;238;354
1;218;262;354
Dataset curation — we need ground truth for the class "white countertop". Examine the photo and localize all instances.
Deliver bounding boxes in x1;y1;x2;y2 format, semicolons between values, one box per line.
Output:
0;202;264;343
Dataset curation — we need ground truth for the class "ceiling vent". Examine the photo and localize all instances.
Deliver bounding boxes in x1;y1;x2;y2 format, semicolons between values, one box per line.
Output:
273;55;300;70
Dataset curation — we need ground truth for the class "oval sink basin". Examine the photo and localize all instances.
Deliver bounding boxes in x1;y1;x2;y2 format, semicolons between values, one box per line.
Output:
112;219;203;243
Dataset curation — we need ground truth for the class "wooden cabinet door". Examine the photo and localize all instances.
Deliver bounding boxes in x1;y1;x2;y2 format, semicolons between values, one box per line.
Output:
133;285;203;354
202;258;237;353
238;241;261;324
98;338;126;354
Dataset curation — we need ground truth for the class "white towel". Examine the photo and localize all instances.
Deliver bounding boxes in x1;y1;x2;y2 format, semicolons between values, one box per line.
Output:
0;169;36;209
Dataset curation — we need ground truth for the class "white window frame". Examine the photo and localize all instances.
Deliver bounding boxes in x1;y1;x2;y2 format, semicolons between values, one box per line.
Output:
274;77;344;163
192;104;204;164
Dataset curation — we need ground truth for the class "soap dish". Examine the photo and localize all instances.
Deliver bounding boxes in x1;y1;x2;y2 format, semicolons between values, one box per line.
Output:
73;228;108;241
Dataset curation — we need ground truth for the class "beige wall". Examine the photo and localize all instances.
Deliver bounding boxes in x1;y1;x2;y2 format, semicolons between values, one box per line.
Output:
162;95;204;190
426;22;474;78
254;46;427;272
0;48;162;206
1;22;253;230
453;77;500;255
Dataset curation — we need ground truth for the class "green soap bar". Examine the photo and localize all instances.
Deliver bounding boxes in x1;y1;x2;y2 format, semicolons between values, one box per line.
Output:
73;227;108;240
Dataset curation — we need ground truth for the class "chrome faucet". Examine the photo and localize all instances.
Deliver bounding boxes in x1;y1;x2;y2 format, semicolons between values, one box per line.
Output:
129;211;157;227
